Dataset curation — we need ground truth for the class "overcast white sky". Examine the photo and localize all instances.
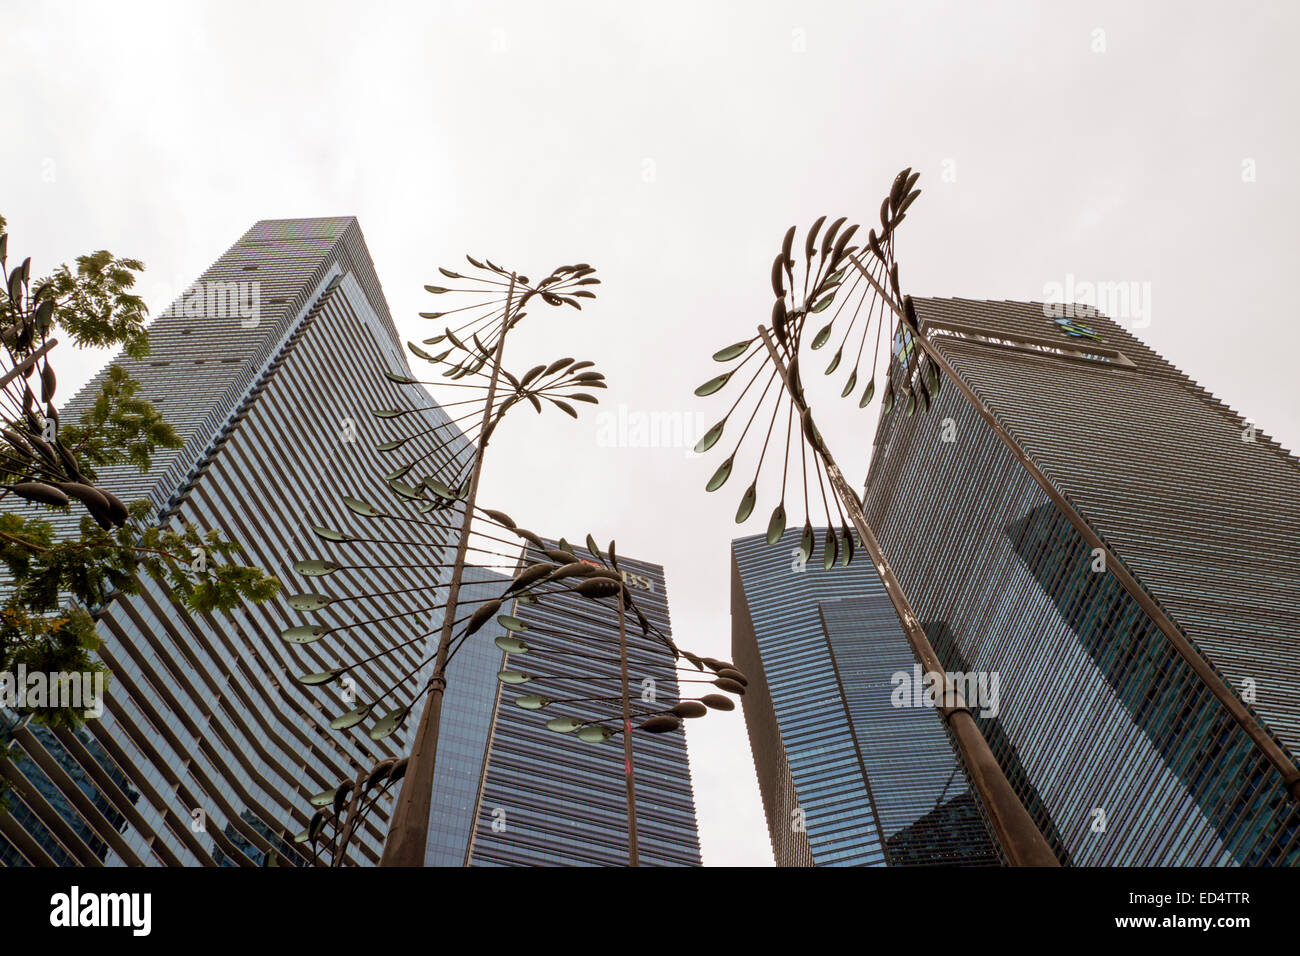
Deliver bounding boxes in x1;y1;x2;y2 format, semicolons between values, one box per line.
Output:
3;1;1298;866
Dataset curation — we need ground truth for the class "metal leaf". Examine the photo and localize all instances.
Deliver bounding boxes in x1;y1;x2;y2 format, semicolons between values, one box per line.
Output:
287;592;332;611
712;340;752;362
735;482;756;523
574;578;621;599
482;508;515;529
859;377;876;409
387;477;424;500
639;715;681;734
548;561;598;582
466;599;504;635
330;704;372;730
705;456;733;492
694;420;725;454
766;503;786;545
770;254;786;298
805;215;826;261
424;477;456;500
9;482;70;507
799;522;814;564
296;668;344;686
368;706;410;740
700;694;735;712
343;496;381;518
280;625;327;644
309;788;337;808
694;372;732;397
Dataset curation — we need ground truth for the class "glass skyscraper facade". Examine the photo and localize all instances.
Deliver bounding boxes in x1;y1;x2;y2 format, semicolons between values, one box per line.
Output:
421;568;513;867
421;541;702;866
0;216;701;868
818;598;998;865
861;296;1300;865
1;218;466;866
731;530;995;866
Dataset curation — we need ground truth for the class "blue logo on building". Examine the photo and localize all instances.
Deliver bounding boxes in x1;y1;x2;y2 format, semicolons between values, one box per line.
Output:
1053;317;1102;341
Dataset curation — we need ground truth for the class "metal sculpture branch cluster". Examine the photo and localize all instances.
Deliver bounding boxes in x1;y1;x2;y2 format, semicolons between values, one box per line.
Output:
286;256;743;866
695;168;931;568
692;169;1060;866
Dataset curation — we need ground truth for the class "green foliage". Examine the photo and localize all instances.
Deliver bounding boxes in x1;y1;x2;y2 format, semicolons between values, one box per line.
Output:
0;599;104;724
0;507;282;730
0;214;149;359
0;505;282;619
35;249;151;359
0;215;280;760
57;365;182;479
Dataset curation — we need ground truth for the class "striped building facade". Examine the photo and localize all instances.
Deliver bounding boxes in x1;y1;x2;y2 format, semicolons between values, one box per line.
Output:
0;218;466;866
467;543;701;866
731;531;996;866
861;296;1300;865
0;217;703;868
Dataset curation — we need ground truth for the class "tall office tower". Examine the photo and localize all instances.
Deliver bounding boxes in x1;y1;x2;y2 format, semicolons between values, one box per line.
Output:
421;565;512;866
731;531;998;866
421;540;703;866
0;218;467;866
862;297;1300;865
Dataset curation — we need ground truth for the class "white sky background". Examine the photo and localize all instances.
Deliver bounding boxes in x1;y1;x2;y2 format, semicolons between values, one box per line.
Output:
3;1;1298;866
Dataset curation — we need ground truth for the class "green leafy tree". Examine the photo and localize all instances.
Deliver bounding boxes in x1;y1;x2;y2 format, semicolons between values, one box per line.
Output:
0;215;280;795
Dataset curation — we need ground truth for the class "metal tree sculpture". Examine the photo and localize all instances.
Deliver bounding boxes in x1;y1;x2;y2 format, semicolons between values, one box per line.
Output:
0;230;129;528
284;256;658;866
694;168;1059;866
493;532;745;866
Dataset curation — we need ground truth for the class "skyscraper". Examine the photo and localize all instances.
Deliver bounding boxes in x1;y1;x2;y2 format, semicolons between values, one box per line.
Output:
418;541;702;866
861;296;1300;865
731;530;997;866
1;218;465;866
0;217;703;868
466;541;701;866
818;597;999;866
